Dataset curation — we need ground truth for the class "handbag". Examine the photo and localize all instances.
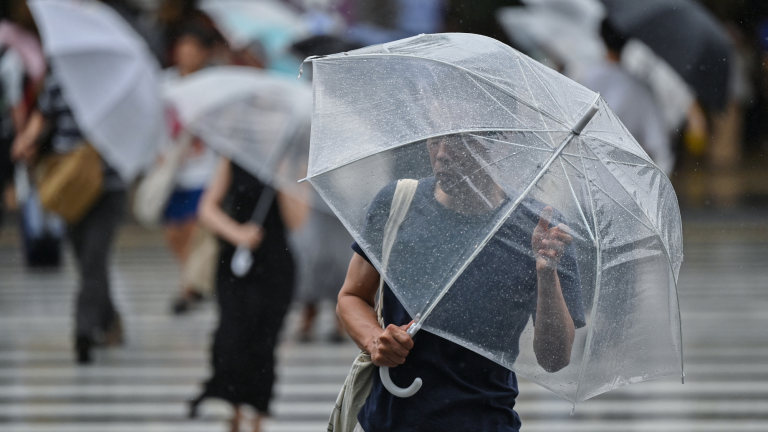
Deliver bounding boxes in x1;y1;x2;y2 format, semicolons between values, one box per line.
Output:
180;227;219;296
133;131;192;227
35;142;103;225
327;179;418;432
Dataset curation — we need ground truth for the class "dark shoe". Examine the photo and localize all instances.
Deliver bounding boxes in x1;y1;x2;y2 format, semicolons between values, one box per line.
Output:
172;290;204;315
188;393;206;418
75;335;93;365
329;332;347;344
172;296;192;315
103;314;124;346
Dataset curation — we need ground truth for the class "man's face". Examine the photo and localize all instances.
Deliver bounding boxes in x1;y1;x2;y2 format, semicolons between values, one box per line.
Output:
427;135;489;194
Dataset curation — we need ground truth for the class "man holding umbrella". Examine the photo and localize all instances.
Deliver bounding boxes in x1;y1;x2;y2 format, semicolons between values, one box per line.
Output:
337;133;586;431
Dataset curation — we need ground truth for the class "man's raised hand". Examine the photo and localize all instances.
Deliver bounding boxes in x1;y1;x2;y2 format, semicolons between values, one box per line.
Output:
532;206;573;271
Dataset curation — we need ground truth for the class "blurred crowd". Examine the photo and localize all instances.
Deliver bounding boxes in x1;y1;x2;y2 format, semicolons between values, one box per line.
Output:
1;0;768;431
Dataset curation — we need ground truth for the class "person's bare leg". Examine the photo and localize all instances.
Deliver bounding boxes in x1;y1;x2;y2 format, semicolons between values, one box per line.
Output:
251;412;264;432
299;303;317;341
167;221;203;314
164;219;197;263
229;405;242;432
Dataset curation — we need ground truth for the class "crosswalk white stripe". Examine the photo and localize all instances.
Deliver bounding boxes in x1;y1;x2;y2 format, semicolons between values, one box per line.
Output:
2;380;768;400
0;399;767;419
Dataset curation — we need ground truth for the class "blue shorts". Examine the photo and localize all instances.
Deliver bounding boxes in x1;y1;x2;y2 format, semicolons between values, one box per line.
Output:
163;189;203;223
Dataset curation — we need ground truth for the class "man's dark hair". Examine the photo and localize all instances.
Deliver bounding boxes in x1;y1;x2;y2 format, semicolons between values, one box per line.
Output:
600;18;628;54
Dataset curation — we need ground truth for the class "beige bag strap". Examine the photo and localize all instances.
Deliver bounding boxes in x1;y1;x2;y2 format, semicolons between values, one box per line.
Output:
375;179;418;328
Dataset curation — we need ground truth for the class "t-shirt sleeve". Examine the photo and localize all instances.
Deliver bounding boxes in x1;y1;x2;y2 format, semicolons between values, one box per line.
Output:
351;241;372;265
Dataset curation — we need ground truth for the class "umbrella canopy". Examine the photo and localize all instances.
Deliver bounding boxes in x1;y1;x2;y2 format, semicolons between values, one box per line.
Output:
163;66;312;197
305;33;683;405
200;0;308;76
28;0;164;182
600;0;732;112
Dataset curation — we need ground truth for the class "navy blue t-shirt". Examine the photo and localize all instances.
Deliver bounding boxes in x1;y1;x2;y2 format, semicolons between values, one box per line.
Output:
353;178;585;432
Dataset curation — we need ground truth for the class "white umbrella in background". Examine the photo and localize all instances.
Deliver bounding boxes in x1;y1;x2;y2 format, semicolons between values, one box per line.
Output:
164;66;313;275
621;39;695;132
163;66;312;190
28;0;164;182
200;0;309;75
497;0;695;132
497;0;606;77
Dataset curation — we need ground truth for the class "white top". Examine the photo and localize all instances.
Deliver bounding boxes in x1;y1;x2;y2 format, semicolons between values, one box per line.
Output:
0;48;24;108
581;61;674;175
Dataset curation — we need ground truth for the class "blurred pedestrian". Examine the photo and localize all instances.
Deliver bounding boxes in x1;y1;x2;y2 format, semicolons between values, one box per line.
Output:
0;33;25;226
580;19;674;174
189;157;295;432
158;24;219;314
289;35;360;343
291;201;352;343
11;69;126;364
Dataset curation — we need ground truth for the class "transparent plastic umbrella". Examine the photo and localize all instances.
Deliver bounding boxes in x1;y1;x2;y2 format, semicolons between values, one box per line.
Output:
164;66;312;276
304;33;683;407
29;0;165;182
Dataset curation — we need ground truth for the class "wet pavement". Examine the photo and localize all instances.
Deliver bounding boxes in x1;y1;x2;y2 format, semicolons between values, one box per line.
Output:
0;213;767;432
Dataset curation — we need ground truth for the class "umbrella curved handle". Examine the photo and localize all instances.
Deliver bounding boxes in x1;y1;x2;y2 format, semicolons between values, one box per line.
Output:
378;322;423;398
230;245;253;278
379;366;422;398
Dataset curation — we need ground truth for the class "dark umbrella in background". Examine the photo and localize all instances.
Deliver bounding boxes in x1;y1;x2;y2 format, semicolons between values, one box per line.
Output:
601;0;733;112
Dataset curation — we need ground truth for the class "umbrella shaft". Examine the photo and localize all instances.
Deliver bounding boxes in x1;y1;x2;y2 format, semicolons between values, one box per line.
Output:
249;186;276;225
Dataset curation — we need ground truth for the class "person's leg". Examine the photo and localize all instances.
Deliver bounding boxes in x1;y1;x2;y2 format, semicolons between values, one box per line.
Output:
230;404;242;432
164;190;206;314
70;190;126;362
298;302;317;342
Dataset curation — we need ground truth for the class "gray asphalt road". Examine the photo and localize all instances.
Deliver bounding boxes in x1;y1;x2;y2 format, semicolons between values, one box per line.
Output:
0;216;766;432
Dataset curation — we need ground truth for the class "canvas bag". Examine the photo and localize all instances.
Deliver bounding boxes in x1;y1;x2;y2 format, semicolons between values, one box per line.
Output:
327;179;418;432
133;131;193;227
35;142;103;225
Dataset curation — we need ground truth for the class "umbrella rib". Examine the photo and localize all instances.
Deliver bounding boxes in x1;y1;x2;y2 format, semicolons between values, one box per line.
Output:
561;151;653;169
561;156;656;234
521;56;570;123
416;132;577;327
305;128;564;181
558;157;595;244
582;134;657;168
515;56;559;149
463;74;557;149
314;54;569;129
572;139;602;407
586;141;671;256
468;134;554;153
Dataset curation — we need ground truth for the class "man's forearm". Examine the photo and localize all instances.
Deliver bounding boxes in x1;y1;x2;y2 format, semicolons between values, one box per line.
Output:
533;267;575;372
